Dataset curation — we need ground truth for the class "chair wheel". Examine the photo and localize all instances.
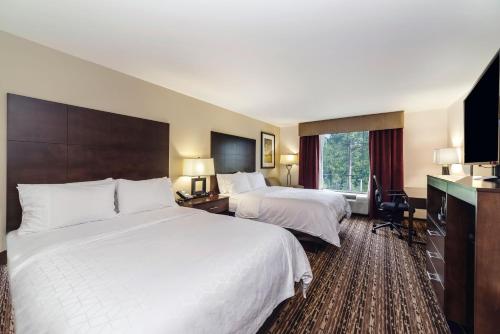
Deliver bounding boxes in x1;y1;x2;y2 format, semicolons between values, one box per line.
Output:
371;229;376;234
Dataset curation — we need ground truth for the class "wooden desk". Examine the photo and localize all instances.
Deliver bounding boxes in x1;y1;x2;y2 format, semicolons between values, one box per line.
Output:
400;187;426;246
404;187;426;209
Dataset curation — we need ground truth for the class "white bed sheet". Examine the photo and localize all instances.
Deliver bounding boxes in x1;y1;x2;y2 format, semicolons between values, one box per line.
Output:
7;206;312;334
231;187;351;247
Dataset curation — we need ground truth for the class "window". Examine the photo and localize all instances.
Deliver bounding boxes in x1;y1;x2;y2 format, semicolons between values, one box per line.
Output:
320;131;369;193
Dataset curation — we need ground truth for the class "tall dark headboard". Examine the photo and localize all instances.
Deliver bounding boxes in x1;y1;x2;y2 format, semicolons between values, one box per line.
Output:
210;131;256;192
6;94;170;232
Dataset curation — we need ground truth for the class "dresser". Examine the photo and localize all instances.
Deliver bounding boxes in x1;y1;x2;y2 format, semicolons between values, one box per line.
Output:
427;175;500;333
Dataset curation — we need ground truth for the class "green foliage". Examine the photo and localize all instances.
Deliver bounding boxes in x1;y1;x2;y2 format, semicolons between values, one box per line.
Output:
322;131;369;193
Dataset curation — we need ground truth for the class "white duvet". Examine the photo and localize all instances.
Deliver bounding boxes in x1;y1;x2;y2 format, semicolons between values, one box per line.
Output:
232;187;351;247
7;206;312;334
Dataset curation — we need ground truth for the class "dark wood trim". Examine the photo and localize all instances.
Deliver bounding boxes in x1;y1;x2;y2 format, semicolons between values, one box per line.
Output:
7;94;170;232
0;251;6;265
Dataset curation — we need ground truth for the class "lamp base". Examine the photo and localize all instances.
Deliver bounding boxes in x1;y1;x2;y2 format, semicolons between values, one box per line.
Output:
191;177;208;197
441;166;450;175
286;165;292;186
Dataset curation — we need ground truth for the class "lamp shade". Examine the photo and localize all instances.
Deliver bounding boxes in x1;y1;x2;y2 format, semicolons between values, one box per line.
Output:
433;148;460;165
280;154;299;165
183;158;215;176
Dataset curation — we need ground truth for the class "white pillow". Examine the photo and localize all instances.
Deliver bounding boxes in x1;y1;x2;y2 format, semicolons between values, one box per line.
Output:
245;172;267;190
18;181;117;234
226;173;252;195
216;174;233;194
117;177;176;214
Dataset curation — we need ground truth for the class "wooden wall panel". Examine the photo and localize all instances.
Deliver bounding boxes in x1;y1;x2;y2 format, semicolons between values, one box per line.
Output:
7;94;170;232
210;131;256;192
68;106;111;146
7;94;67;143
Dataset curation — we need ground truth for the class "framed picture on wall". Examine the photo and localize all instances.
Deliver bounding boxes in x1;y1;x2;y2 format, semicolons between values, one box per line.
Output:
261;132;275;168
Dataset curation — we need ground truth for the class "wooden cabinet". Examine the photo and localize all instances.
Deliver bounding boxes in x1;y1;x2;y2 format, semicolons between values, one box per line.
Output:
427;175;500;333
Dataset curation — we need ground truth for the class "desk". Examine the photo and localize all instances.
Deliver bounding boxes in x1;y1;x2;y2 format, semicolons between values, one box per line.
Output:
403;187;426;246
404;187;426;209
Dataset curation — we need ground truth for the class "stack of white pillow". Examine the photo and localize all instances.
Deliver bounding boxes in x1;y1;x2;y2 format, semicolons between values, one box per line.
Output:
216;171;267;195
17;177;177;234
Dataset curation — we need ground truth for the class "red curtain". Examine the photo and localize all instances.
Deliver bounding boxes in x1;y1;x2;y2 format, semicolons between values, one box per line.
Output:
299;135;320;189
369;128;404;217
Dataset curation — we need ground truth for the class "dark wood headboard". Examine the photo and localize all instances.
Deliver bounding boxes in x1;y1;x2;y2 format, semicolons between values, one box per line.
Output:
6;94;170;232
210;131;256;192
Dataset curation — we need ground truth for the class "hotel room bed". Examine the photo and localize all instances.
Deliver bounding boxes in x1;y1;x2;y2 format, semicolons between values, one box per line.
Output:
211;131;352;247
7;206;312;334
6;96;313;334
229;186;351;247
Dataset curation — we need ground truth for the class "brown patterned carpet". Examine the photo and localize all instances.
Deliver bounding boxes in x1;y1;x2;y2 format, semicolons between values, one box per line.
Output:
260;216;449;334
0;216;449;334
0;266;13;334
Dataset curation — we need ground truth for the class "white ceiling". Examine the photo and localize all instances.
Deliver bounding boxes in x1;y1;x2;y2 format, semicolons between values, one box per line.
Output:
1;0;500;126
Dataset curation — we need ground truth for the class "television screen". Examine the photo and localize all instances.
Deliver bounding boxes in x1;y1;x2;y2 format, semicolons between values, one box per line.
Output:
464;52;500;164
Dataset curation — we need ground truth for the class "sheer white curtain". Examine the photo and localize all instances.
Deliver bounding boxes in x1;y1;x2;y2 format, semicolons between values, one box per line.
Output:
319;135;326;189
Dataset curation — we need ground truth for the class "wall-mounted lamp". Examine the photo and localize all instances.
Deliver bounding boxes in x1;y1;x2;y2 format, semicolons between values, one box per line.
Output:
183;158;215;197
280;154;299;186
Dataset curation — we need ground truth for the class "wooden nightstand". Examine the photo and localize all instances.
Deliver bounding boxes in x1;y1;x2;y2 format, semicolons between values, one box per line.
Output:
177;195;230;215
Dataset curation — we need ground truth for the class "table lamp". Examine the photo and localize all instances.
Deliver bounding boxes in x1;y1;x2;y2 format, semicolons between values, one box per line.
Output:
433;148;460;175
280;154;299;186
183;158;215;197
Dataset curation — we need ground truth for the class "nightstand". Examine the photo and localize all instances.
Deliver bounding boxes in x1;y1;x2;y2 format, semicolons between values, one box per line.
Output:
177;195;230;215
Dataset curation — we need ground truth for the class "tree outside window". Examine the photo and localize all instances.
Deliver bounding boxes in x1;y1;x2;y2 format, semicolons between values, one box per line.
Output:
321;131;369;193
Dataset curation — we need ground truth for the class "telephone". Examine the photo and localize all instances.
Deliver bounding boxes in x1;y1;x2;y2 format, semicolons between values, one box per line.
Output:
176;190;193;200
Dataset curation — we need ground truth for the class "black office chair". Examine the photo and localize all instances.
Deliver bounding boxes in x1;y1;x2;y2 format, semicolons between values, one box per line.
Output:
371;175;415;239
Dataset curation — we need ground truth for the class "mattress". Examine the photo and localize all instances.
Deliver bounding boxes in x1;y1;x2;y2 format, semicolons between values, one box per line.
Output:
7;206;312;334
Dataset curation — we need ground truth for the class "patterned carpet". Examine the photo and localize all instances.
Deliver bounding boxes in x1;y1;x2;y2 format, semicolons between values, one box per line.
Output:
0;267;13;334
259;216;449;334
0;216;449;334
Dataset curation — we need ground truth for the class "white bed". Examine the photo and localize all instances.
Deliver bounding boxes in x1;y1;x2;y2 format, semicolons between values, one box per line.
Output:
7;206;312;334
229;186;351;247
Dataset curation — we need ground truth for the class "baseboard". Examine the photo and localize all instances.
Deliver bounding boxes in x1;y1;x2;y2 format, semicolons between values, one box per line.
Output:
0;251;6;265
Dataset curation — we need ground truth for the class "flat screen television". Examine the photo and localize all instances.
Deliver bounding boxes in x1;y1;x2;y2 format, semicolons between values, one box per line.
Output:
464;51;500;165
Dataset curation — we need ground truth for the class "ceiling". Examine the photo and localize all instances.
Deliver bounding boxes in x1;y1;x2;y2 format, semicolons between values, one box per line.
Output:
1;0;500;126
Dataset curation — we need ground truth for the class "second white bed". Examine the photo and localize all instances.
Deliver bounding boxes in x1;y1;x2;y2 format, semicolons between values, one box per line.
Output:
230;186;351;247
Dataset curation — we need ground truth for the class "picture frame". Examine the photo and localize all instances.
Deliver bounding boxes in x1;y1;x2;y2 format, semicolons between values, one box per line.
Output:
261;131;275;168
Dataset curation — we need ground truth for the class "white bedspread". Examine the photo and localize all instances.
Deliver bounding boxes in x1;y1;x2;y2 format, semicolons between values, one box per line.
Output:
7;206;312;334
232;187;351;247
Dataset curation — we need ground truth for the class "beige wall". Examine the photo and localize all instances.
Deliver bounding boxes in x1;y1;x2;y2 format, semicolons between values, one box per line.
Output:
279;126;300;186
0;31;280;250
404;109;448;187
280;110;449;188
